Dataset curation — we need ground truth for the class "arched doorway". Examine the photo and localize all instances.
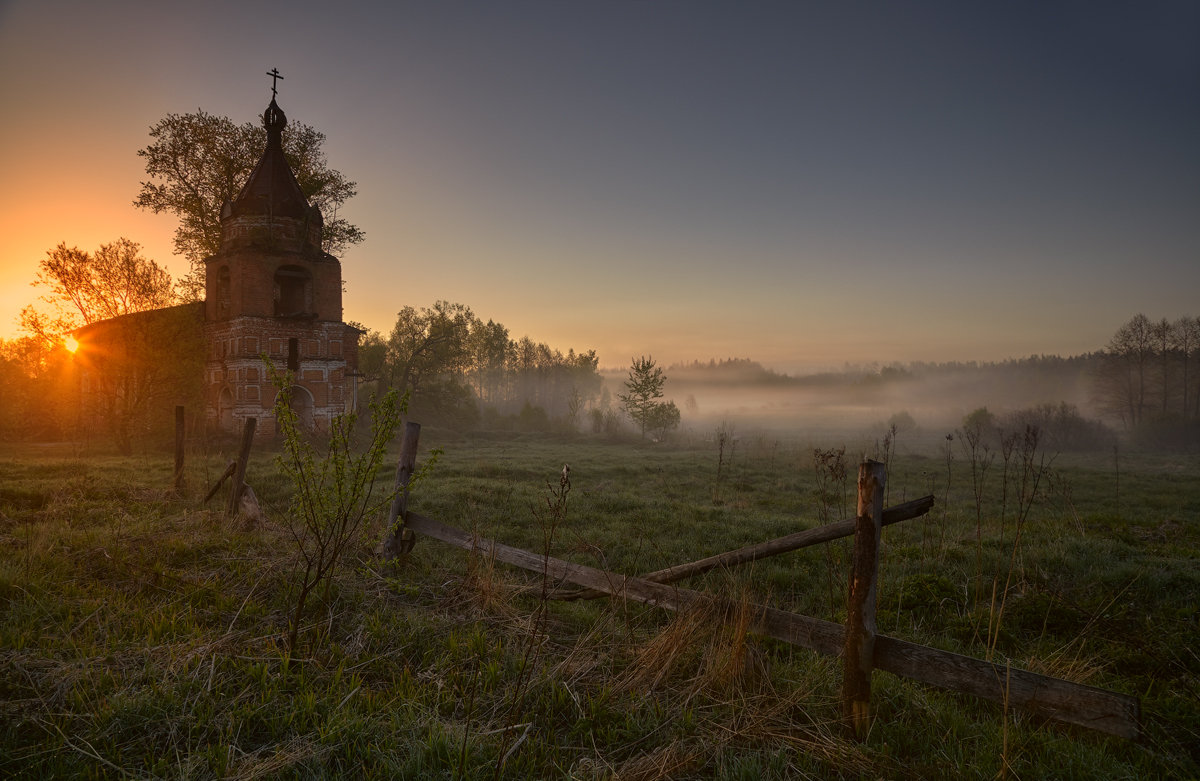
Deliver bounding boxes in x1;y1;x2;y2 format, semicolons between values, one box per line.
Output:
288;385;315;432
218;387;235;433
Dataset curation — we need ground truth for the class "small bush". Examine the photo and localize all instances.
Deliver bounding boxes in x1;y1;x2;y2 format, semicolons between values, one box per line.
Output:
1003;402;1114;452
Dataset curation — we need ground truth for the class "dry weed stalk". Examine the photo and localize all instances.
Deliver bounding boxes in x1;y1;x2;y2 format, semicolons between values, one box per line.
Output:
813;447;848;620
488;466;572;776
987;425;1049;662
959;417;995;603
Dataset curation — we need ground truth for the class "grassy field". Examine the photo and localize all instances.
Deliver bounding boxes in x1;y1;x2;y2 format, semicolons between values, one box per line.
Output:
1;426;1197;779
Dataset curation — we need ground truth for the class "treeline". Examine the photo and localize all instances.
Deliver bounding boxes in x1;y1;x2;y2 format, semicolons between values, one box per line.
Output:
358;301;603;430
667;358;794;385
666;354;1097;412
1092;314;1199;449
664;331;1199;451
666;354;1098;387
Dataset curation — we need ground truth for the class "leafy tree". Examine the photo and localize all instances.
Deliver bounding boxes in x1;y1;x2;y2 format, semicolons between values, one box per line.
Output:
384;301;479;424
645;399;681;441
353;325;388;384
370;300;603;429
17;239;198;452
619;355;674;439
385;301;477;396
466;318;512;405
888;410;918;434
0;337;75;441
134;109;363;299
19;239;175;344
961;407;995;444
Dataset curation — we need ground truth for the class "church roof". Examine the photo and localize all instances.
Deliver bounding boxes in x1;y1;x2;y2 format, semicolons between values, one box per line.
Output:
228;99;311;219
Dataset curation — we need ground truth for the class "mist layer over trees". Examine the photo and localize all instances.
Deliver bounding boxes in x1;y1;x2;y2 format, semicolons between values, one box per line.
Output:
5;307;1196;453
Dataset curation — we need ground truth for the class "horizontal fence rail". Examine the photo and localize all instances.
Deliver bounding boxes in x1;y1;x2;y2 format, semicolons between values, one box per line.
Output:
403;510;1140;739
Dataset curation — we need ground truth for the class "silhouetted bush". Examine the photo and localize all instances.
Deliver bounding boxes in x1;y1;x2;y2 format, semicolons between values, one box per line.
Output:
1002;402;1114;452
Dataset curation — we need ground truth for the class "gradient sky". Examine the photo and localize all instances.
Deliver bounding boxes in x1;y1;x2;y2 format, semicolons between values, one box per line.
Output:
1;1;1197;373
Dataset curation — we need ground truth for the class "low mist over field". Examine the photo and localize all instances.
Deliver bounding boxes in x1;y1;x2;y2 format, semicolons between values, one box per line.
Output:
604;356;1098;446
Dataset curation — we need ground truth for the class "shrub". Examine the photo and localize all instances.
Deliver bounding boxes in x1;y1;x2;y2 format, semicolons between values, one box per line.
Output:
1003;402;1114;452
272;370;403;651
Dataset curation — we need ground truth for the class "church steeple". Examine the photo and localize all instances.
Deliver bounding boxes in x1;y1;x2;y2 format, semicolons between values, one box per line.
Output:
228;97;312;220
218;69;324;253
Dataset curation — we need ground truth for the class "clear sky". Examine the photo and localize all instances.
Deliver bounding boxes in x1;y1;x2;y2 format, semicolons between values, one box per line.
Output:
1;1;1196;373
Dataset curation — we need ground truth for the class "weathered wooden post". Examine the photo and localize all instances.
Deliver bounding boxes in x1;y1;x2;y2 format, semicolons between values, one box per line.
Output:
225;417;257;519
173;405;186;493
381;421;421;560
843;459;886;739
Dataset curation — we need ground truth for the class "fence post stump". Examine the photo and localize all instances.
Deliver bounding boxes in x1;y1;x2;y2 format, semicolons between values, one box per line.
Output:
843;459;886;739
173;405;186;493
225;417;257;520
382;421;421;560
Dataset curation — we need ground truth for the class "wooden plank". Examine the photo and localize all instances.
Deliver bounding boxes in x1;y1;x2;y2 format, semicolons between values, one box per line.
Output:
201;461;236;504
843;460;886;738
404;511;1139;738
551;495;934;601
871;635;1141;739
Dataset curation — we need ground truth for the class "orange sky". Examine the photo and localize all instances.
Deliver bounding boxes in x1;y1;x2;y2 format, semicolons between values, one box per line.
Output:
2;2;1197;374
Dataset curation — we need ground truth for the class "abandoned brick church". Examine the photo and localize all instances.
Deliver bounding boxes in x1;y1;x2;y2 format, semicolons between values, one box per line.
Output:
75;89;360;438
203;94;359;434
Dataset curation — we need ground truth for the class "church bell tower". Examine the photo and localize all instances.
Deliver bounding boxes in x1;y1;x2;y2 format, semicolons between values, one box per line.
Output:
204;72;359;434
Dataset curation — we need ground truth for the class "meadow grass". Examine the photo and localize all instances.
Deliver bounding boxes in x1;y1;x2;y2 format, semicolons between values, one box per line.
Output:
0;429;1196;779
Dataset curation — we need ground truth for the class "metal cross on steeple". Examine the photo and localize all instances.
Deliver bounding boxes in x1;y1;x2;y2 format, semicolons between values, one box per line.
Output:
267;68;284;98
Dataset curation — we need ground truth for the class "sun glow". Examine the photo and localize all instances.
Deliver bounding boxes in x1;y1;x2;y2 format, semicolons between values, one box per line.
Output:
64;335;79;354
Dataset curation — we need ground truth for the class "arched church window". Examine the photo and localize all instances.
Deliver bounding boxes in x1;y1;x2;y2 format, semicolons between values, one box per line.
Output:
273;265;313;317
217;266;231;317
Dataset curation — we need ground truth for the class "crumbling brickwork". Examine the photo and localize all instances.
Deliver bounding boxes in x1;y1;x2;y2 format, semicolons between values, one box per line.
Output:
201;96;359;436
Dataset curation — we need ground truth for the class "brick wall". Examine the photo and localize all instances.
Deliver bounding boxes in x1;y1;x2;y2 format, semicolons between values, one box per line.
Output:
204;317;359;436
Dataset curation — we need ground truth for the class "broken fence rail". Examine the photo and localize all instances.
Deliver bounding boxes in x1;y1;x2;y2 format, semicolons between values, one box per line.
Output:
549;495;936;601
402;509;1140;739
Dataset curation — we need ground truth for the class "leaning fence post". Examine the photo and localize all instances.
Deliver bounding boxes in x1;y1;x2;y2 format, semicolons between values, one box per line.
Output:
173;405;186;493
225;417;257;519
382;421;421;560
843;459;886;739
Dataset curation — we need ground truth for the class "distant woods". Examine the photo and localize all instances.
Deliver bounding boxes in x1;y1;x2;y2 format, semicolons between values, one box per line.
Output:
3;309;1197;450
1093;313;1200;448
357;301;603;431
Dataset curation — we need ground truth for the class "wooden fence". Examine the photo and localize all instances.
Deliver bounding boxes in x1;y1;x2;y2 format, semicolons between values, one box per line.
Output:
193;414;1139;741
380;423;1140;740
